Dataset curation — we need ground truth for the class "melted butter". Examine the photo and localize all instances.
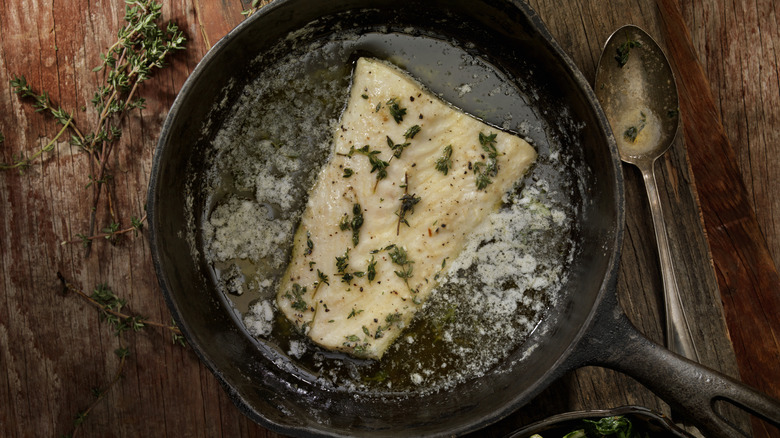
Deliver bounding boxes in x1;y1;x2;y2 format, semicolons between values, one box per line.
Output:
614;106;662;156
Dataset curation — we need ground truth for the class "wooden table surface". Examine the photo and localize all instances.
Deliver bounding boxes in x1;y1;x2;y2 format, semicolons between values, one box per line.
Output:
1;0;778;437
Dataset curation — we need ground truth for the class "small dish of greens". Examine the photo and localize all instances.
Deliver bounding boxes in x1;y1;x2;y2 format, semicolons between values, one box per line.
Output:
506;406;694;438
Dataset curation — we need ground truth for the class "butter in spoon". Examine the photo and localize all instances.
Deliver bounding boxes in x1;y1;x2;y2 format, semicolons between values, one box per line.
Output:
594;25;701;363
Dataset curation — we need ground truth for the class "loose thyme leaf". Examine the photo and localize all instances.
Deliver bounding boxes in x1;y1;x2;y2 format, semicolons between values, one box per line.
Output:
366;256;377;282
305;231;314;256
338;204;364;246
351;203;363;246
435;145;453;175
285;283;308;311
624;126;639;143
623;112;647;143
615;35;642;68
474;131;499;190
478;131;498;157
397;193;421;232
403;124;421;139
474;162;493;190
339;214;350;231
386;97;407;123
335;249;350;273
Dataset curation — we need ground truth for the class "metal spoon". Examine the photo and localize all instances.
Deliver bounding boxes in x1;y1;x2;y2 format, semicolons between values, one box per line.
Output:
594;25;700;362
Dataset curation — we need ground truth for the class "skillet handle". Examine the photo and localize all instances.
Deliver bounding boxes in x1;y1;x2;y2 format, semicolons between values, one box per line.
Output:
574;304;780;438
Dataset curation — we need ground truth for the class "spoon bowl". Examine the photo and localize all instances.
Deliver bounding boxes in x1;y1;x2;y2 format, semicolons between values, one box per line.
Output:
595;25;700;363
596;25;680;163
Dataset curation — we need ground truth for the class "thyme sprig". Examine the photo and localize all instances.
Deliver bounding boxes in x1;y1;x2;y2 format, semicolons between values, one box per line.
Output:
0;114;72;172
9;75;78;127
57;273;183;341
309;270;330;302
338;204;364;246
335;248;353;283
63;215;147;247
4;1;186;254
388;245;416;293
80;0;186;253
351;145;389;183
2;76;82;172
56;273;185;438
396;173;421;235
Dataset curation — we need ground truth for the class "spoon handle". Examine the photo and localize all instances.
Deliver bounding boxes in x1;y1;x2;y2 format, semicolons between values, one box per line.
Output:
639;161;701;362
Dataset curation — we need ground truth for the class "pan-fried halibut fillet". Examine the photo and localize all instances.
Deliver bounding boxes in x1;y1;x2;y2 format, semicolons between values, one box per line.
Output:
276;58;536;359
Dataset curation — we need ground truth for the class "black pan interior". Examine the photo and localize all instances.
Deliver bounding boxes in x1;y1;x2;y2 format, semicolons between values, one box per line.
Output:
147;0;622;436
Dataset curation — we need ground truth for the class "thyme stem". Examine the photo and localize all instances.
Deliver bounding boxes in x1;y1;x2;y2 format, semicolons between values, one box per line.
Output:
70;338;127;438
0;116;72;171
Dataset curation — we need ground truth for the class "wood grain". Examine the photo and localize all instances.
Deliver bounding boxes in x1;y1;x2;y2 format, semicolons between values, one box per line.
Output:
0;0;776;437
656;0;780;435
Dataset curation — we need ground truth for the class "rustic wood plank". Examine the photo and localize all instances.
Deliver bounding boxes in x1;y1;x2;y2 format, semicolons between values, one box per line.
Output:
655;1;780;436
681;0;780;267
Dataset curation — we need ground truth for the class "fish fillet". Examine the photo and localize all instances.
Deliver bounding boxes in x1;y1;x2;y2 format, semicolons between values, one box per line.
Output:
276;57;536;359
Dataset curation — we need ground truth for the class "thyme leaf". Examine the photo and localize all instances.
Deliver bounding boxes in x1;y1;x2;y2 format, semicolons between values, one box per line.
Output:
386;97;407;123
397;193;421;233
366;256;377;283
335;249;350;274
435;145;453;175
338;204;363;246
615;34;642;68
387;135;411;159
623;112;647;143
388;245;416;292
305;231;314;256
353;145;389;182
473;132;499;190
317;269;330;286
404;124;421;139
284;283;308;312
351;203;364;246
396;172;421;234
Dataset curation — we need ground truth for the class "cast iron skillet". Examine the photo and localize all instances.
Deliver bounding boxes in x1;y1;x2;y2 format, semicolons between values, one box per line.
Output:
147;0;780;437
